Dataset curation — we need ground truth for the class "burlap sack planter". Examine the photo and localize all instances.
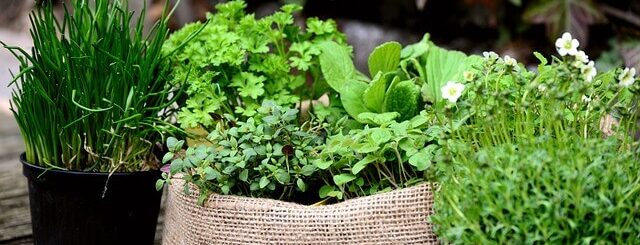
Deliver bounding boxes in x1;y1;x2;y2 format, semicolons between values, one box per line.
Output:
163;178;438;244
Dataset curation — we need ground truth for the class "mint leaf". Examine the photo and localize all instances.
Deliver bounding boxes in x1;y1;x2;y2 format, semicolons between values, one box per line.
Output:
368;41;402;77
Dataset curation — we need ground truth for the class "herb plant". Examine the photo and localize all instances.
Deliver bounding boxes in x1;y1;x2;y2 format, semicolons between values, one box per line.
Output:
432;32;640;243
158;101;325;204
5;0;178;172
162;0;348;130
312;111;445;200
432;137;640;244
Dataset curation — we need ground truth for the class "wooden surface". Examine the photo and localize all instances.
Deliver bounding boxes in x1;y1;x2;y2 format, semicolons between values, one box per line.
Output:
0;113;167;244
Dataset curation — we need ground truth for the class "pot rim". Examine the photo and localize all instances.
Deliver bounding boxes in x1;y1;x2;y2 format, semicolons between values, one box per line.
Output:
20;152;161;177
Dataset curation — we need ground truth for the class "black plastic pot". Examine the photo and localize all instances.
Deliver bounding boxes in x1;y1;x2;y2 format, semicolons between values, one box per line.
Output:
21;153;163;245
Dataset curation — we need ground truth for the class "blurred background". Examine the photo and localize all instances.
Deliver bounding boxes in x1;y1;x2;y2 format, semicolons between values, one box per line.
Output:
1;0;640;117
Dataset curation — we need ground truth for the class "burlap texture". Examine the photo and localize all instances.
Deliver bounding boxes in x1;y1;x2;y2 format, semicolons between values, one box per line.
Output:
162;178;438;244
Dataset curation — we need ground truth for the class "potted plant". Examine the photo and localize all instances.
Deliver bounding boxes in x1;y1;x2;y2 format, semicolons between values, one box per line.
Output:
3;0;180;244
158;2;454;243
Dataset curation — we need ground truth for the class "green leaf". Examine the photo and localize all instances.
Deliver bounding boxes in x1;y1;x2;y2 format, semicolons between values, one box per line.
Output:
340;79;372;120
363;72;390;112
421;47;482;104
155;179;165;191
167;137;185;152
333;174;357;185
319;41;356;94
239;169;249;182
170;159;183;174
533;51;547;66
409;145;436;171
357;112;400;126
352;155;380;174
300;165;316;176
368;41;402;77
319;185;335;198
313;159;333;170
162;152;174;164
220;185;230;194
370;128;393;145
204;166;217;180
259;176;270;189
296;178;306;192
401;34;431;59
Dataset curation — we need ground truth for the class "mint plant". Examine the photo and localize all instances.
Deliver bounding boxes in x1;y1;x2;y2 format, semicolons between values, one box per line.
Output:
162;0;348;130
158;101;325;204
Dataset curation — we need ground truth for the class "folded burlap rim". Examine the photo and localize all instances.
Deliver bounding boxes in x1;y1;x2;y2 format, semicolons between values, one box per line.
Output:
163;177;439;244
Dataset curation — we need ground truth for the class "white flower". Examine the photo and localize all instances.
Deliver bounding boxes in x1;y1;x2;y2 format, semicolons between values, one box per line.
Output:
463;71;475;82
580;61;597;82
555;32;579;56
575;50;589;63
482;51;499;61
503;55;518;70
582;95;591;103
441;81;465;103
538;84;547;92
619;67;636;87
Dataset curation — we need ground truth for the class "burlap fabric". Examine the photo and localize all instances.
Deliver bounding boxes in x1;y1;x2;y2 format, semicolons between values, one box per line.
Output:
162;178;438;244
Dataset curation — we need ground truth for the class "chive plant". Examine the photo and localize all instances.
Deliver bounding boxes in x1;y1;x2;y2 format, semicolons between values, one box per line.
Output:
4;0;181;172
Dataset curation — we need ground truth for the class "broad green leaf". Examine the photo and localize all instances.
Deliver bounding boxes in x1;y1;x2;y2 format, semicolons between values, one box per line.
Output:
352;155;380;174
363;72;390;112
319;41;356;94
368;41;402;77
340;79;372;120
401;34;431;59
333;174;357;185
357;112;400;126
421;47;482;104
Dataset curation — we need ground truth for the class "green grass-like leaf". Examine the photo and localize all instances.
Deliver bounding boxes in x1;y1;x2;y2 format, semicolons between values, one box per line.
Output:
6;0;180;172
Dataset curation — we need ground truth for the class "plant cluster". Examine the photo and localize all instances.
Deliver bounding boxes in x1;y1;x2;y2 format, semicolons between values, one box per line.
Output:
6;0;178;172
431;32;640;242
312;111;445;200
432;136;640;244
158;101;325;203
162;0;348;130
